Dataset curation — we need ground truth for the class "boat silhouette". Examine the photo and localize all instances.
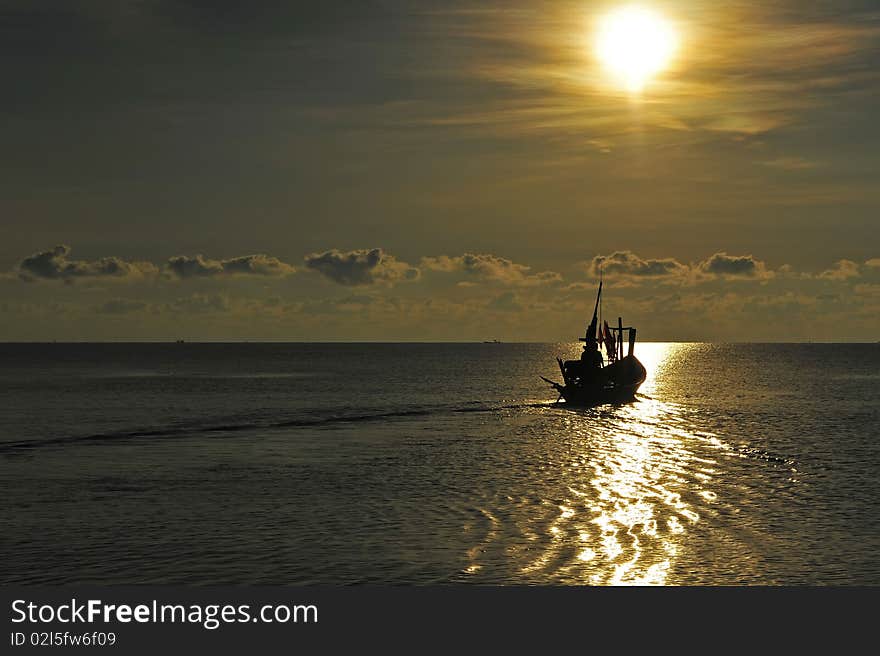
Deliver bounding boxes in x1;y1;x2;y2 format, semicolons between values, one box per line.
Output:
542;280;646;406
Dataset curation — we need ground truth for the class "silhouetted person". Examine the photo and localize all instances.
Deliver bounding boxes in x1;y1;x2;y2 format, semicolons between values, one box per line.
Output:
581;342;604;369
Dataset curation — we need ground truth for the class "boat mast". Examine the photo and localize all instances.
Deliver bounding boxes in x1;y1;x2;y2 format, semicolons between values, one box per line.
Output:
586;280;602;344
598;266;603;344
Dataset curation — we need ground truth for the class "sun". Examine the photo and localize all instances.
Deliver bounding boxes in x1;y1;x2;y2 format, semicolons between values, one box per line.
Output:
595;5;678;93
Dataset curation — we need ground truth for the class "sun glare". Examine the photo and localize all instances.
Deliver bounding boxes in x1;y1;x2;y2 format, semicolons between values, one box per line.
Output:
595;5;678;93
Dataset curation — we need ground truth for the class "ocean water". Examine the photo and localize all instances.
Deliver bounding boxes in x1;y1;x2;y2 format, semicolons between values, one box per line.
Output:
1;342;878;585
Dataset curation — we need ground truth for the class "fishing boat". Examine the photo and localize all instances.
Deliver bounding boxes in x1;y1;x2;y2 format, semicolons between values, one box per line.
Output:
541;281;646;406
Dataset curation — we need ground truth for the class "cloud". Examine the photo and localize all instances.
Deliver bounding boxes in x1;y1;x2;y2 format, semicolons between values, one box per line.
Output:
396;2;880;152
587;250;774;284
588;251;689;279
95;299;149;315
166;253;296;278
17;245;158;282
585;250;871;289
818;259;860;281
697;252;772;279
422;253;561;286
304;248;419;286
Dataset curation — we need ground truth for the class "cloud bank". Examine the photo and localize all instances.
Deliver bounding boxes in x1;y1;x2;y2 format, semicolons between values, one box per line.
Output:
4;244;878;341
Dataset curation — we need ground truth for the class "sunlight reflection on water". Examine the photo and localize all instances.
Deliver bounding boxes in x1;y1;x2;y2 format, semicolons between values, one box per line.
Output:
467;343;730;585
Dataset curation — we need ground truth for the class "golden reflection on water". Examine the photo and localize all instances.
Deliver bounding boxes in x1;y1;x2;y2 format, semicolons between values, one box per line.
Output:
582;343;715;584
508;343;726;585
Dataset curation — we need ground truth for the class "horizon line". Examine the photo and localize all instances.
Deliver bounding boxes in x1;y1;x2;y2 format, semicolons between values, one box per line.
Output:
0;339;876;345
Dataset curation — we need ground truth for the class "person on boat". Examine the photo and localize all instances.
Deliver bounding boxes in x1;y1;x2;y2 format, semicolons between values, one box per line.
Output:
581;341;604;369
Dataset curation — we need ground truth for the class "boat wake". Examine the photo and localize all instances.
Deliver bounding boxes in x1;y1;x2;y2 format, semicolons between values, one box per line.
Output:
0;400;559;453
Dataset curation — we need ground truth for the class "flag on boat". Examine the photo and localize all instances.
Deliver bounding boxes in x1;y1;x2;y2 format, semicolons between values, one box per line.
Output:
603;320;616;363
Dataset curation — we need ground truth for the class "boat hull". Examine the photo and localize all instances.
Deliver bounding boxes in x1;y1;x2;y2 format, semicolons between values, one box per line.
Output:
557;354;647;406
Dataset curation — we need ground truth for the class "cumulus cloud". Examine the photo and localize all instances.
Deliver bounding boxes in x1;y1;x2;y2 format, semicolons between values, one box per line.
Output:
166;253;296;278
17;245;157;282
818;259;860;281
586;250;774;284
697;252;772;279
421;253;561;286
588;251;689;279
304;248;419;286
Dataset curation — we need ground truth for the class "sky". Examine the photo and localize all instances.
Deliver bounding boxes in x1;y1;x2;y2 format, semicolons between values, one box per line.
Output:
1;0;879;341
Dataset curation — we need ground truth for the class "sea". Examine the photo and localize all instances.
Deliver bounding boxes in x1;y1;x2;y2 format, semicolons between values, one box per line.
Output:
1;342;878;585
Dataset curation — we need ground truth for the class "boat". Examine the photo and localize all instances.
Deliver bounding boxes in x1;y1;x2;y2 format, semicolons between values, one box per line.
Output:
541;281;646;406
